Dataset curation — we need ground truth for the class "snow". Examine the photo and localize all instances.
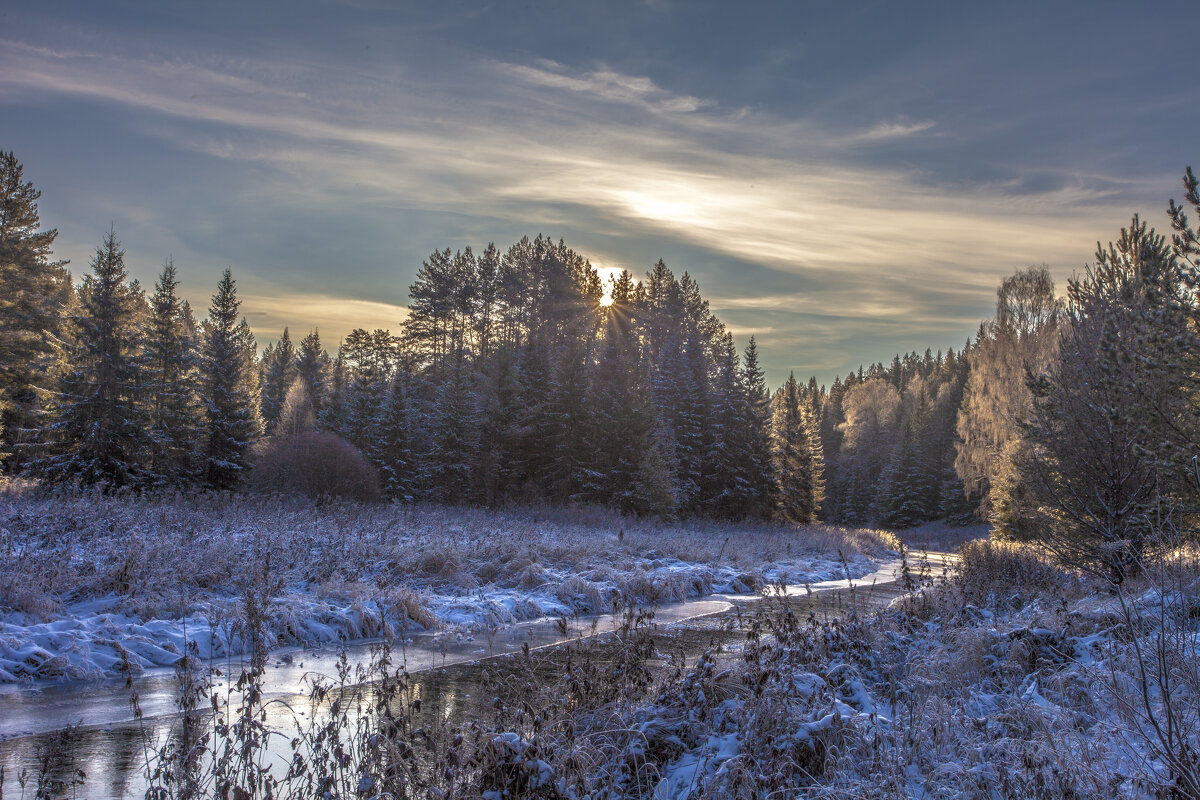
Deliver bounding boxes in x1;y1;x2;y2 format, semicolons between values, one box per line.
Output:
0;493;885;683
472;542;1198;800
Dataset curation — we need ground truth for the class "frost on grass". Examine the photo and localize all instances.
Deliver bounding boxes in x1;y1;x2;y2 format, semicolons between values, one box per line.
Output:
497;540;1196;799
0;487;892;682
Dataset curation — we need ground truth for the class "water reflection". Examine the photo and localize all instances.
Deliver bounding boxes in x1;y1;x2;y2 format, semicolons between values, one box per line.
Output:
0;560;911;797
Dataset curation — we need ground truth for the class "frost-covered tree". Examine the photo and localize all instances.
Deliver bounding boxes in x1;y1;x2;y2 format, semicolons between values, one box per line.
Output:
0;151;69;460
320;346;349;437
42;229;147;487
341;327;399;454
772;373;823;524
142;258;202;485
200;268;260;489
835;377;900;525
374;368;422;502
259;328;297;431
295;328;331;415
583;291;651;509
876;382;938;528
703;333;757;519
1013;216;1200;580
634;420;680;519
740;337;777;518
955;266;1060;514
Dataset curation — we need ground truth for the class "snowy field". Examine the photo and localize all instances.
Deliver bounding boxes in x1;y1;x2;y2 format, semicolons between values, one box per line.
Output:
0;486;895;683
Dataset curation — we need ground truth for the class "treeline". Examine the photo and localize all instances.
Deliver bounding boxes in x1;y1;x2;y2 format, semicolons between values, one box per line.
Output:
6;142;1200;554
0;150;823;521
808;347;972;529
260;242;824;520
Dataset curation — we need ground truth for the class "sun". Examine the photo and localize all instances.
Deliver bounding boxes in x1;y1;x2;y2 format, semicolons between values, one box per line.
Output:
599;294;614;307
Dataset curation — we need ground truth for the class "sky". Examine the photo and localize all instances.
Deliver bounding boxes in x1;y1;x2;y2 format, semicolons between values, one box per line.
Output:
1;0;1197;385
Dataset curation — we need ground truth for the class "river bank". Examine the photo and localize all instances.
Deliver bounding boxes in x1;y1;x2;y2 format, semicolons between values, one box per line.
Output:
0;490;896;685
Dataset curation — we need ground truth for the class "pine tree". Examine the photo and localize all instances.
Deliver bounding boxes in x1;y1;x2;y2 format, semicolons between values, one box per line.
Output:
260;328;297;430
43;229;146;487
142;258;202;484
514;336;556;497
740;337;777;518
321;347;349;437
200;268;261;489
0;151;69;461
374;368;421;502
703;333;754;519
772;374;823;523
295;329;331;415
584;301;651;509
476;347;523;505
1014;217;1200;580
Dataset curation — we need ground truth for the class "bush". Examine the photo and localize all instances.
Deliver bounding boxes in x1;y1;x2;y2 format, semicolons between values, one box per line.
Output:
955;538;1066;605
248;430;381;502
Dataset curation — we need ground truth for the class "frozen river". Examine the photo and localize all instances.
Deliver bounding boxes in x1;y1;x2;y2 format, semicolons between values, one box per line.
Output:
0;559;913;797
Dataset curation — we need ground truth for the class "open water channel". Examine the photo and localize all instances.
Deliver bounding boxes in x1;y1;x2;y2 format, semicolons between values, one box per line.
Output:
0;558;933;797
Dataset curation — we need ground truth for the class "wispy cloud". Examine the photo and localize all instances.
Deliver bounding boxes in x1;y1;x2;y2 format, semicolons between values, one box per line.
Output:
238;288;409;342
850;119;937;142
0;23;1165;378
501;60;712;114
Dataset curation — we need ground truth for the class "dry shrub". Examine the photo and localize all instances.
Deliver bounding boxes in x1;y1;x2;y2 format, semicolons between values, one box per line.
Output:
416;546;463;581
955;538;1066;606
249;430;381;502
516;563;549;590
555;575;605;612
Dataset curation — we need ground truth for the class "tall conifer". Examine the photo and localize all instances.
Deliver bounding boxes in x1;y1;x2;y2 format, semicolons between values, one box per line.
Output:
200;268;260;489
43;229;146;487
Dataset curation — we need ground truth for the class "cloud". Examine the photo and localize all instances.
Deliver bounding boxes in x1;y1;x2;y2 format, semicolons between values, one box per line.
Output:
502;60;711;114
238;288;410;341
850;119;937;142
0;22;1167;380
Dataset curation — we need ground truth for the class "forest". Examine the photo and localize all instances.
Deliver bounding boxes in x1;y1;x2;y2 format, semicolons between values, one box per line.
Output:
5;150;1200;565
5;149;1200;796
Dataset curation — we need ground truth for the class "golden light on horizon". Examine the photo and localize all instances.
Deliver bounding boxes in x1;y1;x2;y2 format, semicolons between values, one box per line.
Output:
599;293;614;307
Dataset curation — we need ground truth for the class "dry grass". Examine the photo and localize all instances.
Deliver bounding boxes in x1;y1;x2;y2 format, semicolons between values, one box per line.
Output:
0;485;894;626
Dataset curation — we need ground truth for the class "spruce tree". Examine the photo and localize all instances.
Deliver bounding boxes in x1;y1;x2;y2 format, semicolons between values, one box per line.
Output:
260;328;297;430
584;302;651;509
341;328;398;454
43;229;146;487
321;346;349;437
142;258;202;485
772;373;823;523
200;268;261;489
295;329;331;415
374;367;421;502
703;333;753;519
0;151;69;461
740;337;777;518
634;420;680;519
876;385;938;528
427;359;481;504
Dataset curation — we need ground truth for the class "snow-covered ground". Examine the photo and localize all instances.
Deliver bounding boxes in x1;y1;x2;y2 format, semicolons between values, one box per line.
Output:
533;539;1200;799
0;489;894;683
